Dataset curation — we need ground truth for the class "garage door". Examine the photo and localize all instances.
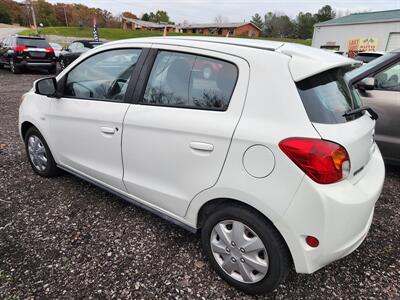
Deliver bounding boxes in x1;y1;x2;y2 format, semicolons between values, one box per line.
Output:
386;32;400;52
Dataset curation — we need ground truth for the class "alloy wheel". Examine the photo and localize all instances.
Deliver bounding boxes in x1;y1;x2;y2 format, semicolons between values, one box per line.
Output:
210;220;269;283
28;135;48;172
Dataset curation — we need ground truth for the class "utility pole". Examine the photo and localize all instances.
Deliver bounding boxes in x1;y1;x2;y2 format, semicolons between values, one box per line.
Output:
25;0;31;28
64;6;69;27
26;0;37;32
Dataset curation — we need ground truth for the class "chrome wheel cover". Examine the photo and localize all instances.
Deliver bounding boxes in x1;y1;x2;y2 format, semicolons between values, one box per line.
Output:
28;135;48;171
210;220;269;283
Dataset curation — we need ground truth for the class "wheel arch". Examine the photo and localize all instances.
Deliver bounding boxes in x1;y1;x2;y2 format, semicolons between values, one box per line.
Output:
21;121;36;140
196;197;294;270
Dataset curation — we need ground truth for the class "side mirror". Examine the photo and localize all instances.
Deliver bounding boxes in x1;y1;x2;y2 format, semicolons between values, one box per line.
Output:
355;77;375;91
35;77;58;97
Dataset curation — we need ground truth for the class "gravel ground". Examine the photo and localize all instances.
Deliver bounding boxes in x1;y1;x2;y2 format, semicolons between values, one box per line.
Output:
0;67;399;299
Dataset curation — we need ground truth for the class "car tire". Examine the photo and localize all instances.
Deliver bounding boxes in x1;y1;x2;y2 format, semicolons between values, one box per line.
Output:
24;127;59;177
48;66;57;75
201;204;292;295
10;59;21;74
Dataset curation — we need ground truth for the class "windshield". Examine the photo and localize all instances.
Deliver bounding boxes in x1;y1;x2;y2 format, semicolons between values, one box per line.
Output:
16;38;50;48
297;66;363;124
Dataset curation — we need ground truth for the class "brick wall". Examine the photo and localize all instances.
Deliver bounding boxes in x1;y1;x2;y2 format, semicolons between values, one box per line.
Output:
234;24;260;37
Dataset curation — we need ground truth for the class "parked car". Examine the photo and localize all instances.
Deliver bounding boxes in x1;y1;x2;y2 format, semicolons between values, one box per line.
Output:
59;40;104;70
49;42;63;59
0;35;56;74
354;51;385;63
347;49;400;165
19;37;385;294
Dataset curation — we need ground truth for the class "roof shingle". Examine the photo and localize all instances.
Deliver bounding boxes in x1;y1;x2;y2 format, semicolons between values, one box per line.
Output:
315;9;400;27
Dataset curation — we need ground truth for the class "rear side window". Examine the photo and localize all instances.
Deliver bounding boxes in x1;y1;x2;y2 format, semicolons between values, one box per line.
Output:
142;51;238;110
297;67;363;124
16;38;50;48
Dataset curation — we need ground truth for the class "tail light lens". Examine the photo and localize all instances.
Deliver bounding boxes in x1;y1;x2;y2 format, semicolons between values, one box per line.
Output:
45;47;54;53
14;46;28;54
279;137;350;184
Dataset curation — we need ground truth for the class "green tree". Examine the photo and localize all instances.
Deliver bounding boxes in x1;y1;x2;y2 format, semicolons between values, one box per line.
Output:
314;5;336;23
251;13;263;30
141;12;150;21
295;12;316;39
155;10;170;23
0;5;12;24
35;0;58;26
263;12;294;37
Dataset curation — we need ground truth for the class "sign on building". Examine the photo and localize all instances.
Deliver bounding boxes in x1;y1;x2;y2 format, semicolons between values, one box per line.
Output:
347;37;379;57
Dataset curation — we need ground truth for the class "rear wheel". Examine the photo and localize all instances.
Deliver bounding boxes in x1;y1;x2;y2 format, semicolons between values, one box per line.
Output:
24;127;58;177
201;205;292;294
48;65;57;75
10;59;21;74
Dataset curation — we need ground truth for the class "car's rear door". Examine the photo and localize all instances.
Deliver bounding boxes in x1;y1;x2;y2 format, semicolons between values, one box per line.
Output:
122;46;249;217
48;46;149;191
361;62;400;162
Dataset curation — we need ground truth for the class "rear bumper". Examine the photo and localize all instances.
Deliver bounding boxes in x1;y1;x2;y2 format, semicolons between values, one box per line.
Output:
275;145;385;273
16;61;55;68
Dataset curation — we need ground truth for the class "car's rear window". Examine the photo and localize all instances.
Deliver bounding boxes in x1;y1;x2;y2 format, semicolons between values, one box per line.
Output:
16;38;50;48
297;67;363;124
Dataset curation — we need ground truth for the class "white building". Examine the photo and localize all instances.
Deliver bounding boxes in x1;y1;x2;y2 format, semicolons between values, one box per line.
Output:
312;9;400;56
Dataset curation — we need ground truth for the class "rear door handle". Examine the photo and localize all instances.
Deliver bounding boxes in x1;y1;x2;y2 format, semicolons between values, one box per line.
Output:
100;127;115;134
190;141;214;152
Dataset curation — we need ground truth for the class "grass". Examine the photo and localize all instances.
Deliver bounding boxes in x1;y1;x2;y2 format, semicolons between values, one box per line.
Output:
20;26;311;46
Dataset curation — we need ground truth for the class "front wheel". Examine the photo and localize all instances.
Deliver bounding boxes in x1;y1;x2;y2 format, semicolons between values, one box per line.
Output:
24;127;58;177
201;205;292;294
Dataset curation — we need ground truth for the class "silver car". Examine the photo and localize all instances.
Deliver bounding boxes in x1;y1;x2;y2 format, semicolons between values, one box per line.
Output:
348;50;400;165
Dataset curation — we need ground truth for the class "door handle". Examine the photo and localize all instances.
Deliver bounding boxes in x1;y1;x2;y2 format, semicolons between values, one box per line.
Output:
100;127;115;134
190;141;214;152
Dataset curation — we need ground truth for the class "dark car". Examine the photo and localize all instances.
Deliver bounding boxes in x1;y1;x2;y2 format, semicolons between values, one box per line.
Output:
0;35;57;74
59;40;104;70
347;49;400;165
354;51;385;64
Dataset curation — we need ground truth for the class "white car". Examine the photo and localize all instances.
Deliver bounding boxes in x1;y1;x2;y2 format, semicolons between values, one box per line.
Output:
19;37;385;294
49;42;63;58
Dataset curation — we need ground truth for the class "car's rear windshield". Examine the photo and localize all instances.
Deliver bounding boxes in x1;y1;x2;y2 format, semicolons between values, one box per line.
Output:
297;67;363;124
16;38;50;48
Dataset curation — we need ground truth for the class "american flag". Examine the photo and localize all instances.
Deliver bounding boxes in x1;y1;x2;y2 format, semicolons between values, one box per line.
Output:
92;16;99;42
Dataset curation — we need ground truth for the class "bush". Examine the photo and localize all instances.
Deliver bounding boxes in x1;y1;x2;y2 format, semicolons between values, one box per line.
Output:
0;6;12;24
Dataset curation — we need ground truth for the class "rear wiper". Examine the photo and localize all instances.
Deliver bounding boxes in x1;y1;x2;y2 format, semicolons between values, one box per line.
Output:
343;106;378;120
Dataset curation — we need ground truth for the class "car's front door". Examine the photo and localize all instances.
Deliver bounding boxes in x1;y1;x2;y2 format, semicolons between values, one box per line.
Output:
122;47;249;217
361;62;400;163
49;47;146;190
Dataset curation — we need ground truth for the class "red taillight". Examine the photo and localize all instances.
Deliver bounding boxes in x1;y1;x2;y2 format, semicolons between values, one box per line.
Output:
14;46;28;53
279;137;350;184
45;47;54;53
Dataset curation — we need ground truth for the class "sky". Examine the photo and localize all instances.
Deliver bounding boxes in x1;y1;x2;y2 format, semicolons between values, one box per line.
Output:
43;0;399;23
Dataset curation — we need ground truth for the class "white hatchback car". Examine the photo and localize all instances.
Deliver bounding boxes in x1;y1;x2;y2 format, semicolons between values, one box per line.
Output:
19;37;385;294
